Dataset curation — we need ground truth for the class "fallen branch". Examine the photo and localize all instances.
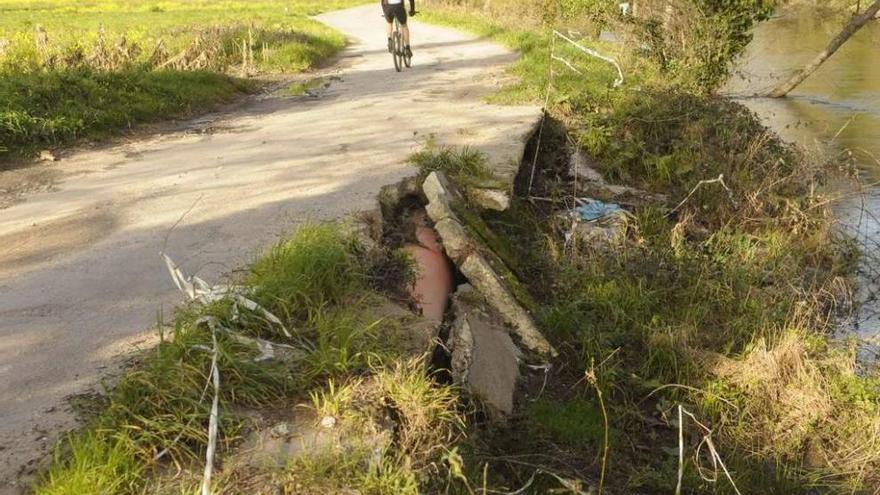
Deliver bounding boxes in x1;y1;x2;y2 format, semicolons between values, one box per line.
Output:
766;0;880;97
667;174;736;216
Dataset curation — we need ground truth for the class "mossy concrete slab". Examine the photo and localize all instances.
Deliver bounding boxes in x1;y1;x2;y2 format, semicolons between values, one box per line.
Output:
423;171;556;358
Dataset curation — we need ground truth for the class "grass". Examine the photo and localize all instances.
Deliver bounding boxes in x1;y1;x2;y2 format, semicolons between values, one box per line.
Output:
526;398;607;450
35;223;463;494
410;3;879;492
1;68;256;161
40;434;142;495
408;144;495;187
0;0;366;163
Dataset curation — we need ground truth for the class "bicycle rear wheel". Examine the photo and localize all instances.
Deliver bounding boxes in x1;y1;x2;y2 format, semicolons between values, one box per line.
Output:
392;24;403;72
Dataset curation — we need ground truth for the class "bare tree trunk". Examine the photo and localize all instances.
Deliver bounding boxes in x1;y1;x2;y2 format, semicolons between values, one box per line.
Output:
767;0;880;97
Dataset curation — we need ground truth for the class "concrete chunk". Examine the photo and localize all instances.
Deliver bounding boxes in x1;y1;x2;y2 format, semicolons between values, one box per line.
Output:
449;287;521;416
468;188;511;211
460;254;556;358
433;218;472;263
422;172;463;222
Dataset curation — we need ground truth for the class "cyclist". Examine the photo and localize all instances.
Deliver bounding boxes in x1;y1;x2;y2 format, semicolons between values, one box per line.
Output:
382;0;416;58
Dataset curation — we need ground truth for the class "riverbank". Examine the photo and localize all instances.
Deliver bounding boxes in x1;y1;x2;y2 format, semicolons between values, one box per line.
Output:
0;0;364;164
725;4;880;357
418;1;880;492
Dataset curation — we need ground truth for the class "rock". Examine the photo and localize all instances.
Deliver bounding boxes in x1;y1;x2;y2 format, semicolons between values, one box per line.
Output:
448;287;521;416
803;438;827;469
270;422;292;438
468;188;510;211
460;254;556;358
38;150;58;162
320;415;337;429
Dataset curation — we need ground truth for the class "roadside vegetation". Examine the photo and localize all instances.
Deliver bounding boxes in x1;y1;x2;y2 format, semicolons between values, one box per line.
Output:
415;0;880;493
38;224;469;494
0;0;363;163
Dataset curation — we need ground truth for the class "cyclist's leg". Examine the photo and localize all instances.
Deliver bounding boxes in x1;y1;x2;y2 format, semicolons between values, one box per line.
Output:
398;7;411;47
384;9;394;52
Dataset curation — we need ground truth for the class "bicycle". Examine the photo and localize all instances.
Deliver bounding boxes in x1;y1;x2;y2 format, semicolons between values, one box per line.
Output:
390;13;414;72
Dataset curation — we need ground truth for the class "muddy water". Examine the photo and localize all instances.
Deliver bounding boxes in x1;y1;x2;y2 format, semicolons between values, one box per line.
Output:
724;7;880;348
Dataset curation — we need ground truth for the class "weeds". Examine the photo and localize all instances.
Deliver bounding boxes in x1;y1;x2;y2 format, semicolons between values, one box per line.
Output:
416;2;879;493
39;434;142;495
278;358;463;494
408;145;495;188
36;223;459;494
249;224;364;324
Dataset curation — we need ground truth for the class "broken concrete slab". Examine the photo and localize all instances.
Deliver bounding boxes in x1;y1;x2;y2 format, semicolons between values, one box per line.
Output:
433;217;473;262
422;171;556;358
437;111;543;212
363;297;439;357
422;171;464;223
378;175;424;222
459;255;555;357
448;286;521;416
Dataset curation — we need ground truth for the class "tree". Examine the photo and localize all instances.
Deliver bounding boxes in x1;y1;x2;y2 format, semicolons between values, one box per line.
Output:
767;0;880;97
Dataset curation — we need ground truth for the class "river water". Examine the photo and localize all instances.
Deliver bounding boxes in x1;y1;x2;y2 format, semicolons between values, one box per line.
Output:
723;7;880;350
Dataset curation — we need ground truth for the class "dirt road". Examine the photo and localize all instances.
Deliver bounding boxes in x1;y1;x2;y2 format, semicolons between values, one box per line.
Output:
0;6;540;492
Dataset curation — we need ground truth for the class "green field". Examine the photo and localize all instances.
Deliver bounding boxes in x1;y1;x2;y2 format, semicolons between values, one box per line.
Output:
0;0;364;162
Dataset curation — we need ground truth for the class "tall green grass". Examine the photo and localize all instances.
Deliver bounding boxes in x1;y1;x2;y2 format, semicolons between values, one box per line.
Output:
0;0;365;163
1;68;254;159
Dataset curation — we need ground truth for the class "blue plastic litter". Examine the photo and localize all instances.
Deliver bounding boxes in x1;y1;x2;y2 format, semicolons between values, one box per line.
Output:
576;200;623;221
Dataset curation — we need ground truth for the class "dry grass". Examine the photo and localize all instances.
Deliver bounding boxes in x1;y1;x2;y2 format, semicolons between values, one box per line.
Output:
710;329;880;491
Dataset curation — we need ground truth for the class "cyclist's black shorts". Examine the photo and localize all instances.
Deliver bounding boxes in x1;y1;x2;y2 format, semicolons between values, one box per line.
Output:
382;2;407;25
